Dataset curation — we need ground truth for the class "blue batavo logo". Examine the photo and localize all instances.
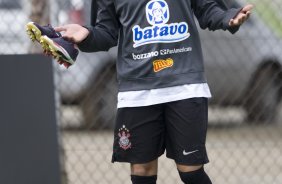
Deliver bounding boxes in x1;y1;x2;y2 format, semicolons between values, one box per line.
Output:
132;0;190;48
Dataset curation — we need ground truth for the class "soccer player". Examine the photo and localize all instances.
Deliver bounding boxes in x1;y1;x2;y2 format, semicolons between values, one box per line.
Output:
55;0;253;183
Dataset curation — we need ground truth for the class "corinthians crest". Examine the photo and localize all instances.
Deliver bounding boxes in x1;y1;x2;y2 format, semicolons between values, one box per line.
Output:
118;125;132;150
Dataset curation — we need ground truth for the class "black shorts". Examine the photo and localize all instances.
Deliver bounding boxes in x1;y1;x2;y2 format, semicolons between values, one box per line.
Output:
111;97;209;165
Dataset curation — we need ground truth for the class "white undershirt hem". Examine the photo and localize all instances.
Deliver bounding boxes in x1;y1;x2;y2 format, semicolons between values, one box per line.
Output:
117;83;212;108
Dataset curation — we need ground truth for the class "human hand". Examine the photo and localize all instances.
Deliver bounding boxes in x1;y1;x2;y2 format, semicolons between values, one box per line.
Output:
57;59;72;69
43;50;72;68
55;24;89;43
229;4;254;27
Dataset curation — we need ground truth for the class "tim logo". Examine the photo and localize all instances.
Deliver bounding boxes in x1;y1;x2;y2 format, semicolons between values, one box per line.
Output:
132;0;190;48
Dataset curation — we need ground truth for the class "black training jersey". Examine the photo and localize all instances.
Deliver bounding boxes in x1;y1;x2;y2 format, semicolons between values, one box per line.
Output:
78;0;241;92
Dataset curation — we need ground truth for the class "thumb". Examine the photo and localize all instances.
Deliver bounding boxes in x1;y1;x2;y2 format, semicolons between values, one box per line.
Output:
242;4;254;13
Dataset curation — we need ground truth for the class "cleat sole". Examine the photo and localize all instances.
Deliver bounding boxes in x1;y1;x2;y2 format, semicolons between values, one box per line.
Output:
39;36;75;65
26;22;42;42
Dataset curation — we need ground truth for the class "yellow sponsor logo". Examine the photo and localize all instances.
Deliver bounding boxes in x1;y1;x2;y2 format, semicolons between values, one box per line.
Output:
153;58;174;72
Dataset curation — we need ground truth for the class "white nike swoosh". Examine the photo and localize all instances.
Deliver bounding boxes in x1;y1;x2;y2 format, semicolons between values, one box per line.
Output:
183;150;199;156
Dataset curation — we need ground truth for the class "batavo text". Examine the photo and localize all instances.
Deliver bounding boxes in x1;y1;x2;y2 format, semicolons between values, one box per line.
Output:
132;22;190;48
132;47;192;60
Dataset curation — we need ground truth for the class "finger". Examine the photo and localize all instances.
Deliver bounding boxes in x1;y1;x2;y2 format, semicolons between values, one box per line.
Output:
237;18;243;25
62;35;76;43
246;11;251;19
241;14;247;23
242;4;254;13
60;29;73;39
57;60;64;65
240;13;250;25
63;62;71;69
232;18;240;26
54;26;67;32
235;19;241;26
43;50;52;57
234;13;248;25
229;19;235;26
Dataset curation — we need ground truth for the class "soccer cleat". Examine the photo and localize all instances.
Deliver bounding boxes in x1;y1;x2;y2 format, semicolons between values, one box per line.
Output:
40;35;79;66
26;22;61;42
